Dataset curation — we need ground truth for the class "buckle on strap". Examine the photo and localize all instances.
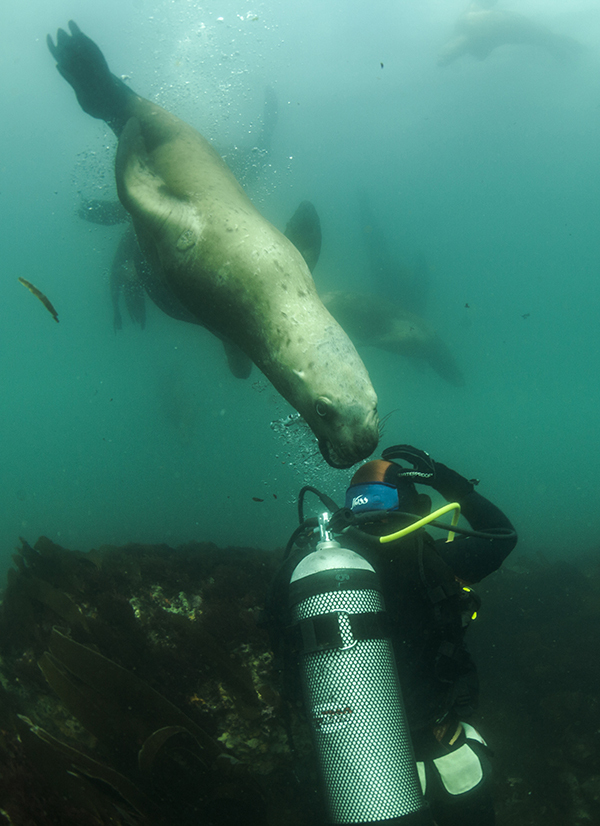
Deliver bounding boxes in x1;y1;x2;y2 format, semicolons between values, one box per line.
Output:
298;610;389;653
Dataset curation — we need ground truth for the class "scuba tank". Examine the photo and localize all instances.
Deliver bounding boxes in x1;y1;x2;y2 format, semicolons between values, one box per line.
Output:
288;512;432;825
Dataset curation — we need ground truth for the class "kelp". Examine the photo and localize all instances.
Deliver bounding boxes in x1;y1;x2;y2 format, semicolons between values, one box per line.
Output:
17;715;157;823
19;575;89;631
31;629;264;823
4;535;600;823
39;627;222;771
0;537;311;825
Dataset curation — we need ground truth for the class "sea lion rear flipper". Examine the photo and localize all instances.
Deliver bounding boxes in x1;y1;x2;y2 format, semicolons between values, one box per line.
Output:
124;278;147;330
47;21;135;132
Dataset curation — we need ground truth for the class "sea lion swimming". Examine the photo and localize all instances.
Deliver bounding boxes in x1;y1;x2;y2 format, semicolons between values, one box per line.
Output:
47;21;379;468
321;291;465;387
285;201;465;386
357;190;430;316
438;0;582;66
78;200;252;376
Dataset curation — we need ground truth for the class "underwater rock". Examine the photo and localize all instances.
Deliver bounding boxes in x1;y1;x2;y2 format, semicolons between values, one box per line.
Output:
0;537;314;825
469;555;600;824
3;536;599;824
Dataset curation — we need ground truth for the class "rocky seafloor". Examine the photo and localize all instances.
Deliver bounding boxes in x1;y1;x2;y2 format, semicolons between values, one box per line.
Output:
0;535;598;825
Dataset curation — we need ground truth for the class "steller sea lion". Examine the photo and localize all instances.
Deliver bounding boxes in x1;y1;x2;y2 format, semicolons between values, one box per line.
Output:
321;291;465;387
47;21;379;468
285;201;465;386
438;1;583;67
357;190;429;316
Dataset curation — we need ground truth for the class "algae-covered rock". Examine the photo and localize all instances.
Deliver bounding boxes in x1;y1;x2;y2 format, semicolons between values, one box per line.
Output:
0;537;315;826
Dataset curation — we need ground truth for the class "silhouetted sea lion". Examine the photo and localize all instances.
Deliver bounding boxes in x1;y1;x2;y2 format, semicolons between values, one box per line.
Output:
285;201;464;386
47;21;379;468
358;190;429;315
321;292;465;387
439;1;582;66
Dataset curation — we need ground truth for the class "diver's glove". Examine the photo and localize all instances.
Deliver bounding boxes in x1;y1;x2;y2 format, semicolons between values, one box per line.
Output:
381;444;478;501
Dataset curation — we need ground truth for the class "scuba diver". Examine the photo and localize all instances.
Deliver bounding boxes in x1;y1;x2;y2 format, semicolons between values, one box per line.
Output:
268;444;517;826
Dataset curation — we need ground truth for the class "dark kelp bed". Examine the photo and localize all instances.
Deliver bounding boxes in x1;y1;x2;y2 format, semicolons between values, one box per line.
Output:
0;536;599;825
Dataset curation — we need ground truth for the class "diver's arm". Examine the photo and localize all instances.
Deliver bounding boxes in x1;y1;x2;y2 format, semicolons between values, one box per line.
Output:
380;445;517;582
435;489;517;583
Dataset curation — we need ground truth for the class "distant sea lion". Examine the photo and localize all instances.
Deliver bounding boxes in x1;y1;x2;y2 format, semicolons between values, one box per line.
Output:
357;190;429;315
285;202;464;386
47;22;379;467
321;291;465;387
438;0;582;66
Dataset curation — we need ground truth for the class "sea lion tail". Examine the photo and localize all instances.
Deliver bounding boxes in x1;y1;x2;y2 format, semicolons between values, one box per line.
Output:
47;21;136;134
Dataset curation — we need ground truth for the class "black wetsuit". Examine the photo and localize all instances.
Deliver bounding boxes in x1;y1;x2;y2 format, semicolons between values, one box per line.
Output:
268;488;516;826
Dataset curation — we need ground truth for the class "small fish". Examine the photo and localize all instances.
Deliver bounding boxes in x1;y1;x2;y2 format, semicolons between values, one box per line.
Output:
380;62;384;69
18;277;59;323
252;497;264;503
521;313;530;319
465;303;470;309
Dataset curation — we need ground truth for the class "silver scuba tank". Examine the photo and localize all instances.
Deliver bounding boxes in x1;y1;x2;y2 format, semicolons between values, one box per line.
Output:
288;513;432;825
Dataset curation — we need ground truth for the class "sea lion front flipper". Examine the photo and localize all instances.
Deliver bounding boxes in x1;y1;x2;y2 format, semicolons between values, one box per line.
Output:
47;21;135;132
222;339;253;379
284;201;322;274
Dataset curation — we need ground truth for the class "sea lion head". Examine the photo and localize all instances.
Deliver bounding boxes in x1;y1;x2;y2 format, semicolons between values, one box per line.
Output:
285;330;380;469
311;394;380;469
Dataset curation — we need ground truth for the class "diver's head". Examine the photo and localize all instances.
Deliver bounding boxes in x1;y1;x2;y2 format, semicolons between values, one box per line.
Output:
345;459;431;531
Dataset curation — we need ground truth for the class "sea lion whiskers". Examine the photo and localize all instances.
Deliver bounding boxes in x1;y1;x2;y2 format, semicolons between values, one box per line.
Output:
378;408;398;439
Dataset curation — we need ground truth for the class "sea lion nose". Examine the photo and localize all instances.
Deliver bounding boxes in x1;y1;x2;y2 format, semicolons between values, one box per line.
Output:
319;411;379;469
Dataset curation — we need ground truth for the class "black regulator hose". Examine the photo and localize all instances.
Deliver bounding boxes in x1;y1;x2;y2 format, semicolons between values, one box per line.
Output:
333;508;517;544
296;485;339;524
285;496;517;560
283;487;342;560
352;508;517;539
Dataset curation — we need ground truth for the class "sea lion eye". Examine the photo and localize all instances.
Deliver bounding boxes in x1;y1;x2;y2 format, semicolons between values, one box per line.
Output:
315;400;329;417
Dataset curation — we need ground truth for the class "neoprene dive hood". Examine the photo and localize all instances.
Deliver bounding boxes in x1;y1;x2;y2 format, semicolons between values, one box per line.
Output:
288;512;433;825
